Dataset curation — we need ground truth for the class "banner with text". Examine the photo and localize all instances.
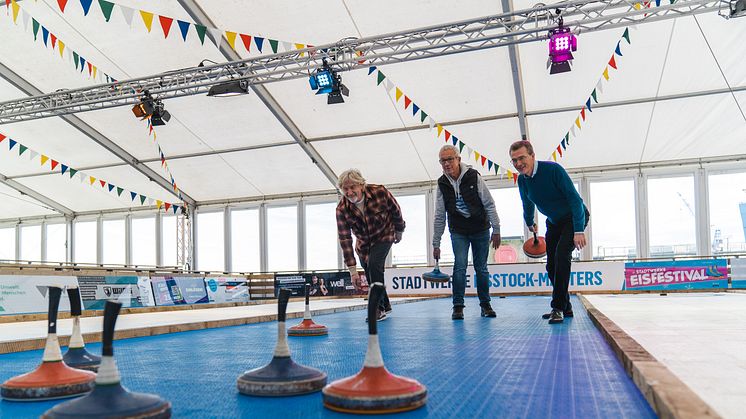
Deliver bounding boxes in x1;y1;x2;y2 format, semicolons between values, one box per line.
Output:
0;275;78;314
204;277;249;303
386;261;624;295
150;276;209;305
274;271;367;297
730;258;746;289
77;276;155;310
624;259;728;291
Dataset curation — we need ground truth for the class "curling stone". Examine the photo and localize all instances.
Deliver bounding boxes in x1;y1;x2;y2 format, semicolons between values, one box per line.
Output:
523;231;547;259
288;284;328;336
63;286;100;371
237;288;327;396
1;286;96;401
422;259;450;283
42;300;171;418
322;283;427;414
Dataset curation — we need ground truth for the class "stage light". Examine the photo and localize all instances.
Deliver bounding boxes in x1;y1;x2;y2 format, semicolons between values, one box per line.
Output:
730;0;746;17
150;101;171;126
131;93;155;119
548;13;577;75
308;60;349;104
207;80;250;97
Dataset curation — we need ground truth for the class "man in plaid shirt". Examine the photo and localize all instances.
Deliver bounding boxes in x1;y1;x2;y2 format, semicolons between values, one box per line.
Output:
336;169;405;321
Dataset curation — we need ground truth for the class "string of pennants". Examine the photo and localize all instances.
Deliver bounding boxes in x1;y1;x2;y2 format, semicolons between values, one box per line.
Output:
0;132;184;214
547;27;633;164
366;67;515;181
4;0;118;83
145;119;185;206
46;0;313;55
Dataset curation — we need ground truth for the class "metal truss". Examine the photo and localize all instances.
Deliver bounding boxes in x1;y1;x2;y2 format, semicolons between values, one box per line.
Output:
0;0;726;123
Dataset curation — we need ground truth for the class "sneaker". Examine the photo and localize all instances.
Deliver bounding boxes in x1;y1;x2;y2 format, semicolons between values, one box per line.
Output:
451;306;464;320
480;303;497;318
365;309;387;322
548;309;563;324
542;308;574;319
384;305;393;315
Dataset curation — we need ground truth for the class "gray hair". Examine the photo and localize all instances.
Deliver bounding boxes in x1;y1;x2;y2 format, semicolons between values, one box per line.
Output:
337;169;366;189
439;144;460;156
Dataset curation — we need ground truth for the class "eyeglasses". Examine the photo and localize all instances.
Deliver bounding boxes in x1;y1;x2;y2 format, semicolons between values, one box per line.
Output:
439;156;458;165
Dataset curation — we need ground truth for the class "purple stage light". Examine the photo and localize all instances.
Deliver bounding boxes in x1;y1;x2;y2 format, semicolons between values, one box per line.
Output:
548;26;577;74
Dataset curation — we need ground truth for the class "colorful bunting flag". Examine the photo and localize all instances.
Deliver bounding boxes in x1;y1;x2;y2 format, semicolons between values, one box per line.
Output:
79;0;93;16
159;15;173;38
99;0;114;22
139;10;154;32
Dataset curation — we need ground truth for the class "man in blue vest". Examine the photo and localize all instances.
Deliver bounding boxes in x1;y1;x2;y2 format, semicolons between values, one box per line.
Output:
433;145;501;320
509;140;590;324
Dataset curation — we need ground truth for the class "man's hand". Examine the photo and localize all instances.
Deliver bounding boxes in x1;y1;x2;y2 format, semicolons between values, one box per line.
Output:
348;266;361;288
528;224;537;233
394;231;403;243
574;232;587;250
433;247;441;261
490;233;501;249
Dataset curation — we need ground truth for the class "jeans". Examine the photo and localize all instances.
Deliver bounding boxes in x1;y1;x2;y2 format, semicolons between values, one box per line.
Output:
545;210;590;311
450;229;491;307
361;241;392;311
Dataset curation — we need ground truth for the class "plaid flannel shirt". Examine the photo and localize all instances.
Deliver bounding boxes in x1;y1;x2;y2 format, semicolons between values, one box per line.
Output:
336;184;406;267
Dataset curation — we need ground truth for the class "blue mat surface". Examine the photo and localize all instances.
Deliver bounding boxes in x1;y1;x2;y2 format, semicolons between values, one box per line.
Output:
0;296;655;418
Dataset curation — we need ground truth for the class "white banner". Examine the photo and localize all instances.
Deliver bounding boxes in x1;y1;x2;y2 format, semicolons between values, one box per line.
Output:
730;258;746;288
0;275;79;315
386;261;625;295
205;277;249;303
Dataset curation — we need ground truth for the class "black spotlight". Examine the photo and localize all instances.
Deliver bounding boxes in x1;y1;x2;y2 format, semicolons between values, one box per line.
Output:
208;80;250;97
151;101;171;126
132;93;155;120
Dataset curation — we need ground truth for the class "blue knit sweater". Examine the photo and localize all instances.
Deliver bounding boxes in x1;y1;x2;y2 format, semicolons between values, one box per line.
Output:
517;161;587;232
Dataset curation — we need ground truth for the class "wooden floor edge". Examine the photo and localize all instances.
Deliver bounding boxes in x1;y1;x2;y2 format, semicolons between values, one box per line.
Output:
0;297;437;355
578;294;722;419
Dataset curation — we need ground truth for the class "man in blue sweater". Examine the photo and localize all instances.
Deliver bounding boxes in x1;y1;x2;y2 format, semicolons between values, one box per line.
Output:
509;140;590;324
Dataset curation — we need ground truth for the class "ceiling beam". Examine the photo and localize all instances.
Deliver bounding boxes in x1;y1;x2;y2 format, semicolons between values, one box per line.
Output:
0;61;196;207
502;0;530;140
0;172;74;216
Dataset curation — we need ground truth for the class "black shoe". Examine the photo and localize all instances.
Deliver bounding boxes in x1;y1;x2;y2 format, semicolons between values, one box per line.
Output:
384;305;393;315
548;309;563;324
480;303;496;317
542;309;574;319
366;309;387;322
451;306;464;320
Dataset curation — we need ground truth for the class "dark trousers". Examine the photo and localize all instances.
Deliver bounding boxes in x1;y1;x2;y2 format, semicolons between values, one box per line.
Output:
545;211;589;311
361;241;392;311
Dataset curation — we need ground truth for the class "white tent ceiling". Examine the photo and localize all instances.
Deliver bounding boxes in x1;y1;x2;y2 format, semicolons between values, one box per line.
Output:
1;0;745;221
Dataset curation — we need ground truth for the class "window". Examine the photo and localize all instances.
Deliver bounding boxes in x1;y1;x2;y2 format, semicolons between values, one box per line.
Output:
267;205;298;272
102;219;125;266
305;203;338;271
0;227;15;260
232;208;260;272
536;182;582;260
590;180;637;259
648;176;696;257
708;171;746;254
45;223;67;263
162;215;177;267
74;220;97;264
488;187;526;264
20;225;41;262
132;217;156;266
391;194;426;266
197;211;224;272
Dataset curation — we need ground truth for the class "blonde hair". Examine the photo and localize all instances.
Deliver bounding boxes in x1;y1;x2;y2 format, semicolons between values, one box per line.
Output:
337;169;366;189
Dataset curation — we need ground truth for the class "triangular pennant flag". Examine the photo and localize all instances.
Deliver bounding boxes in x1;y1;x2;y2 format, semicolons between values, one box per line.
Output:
269;39;278;53
225;31;237;50
22;10;30;31
552;151;557;161
98;0;114;21
108;183;114;192
480;155;487;166
596;78;604;94
32;19;40;40
581;107;586;120
384;78;394;92
99;179;106;188
79;0;93;16
164;202;172;212
73;52;79;69
623;28;631;44
50;33;57;48
367;66;377;75
444;130;451;142
18;144;27;155
0;134;5;143
139;10;154;32
609;55;617;69
51;160;59;170
119;5;134;27
557;145;563;157
116;187;123;196
58;40;65;58
158;15;173;38
41;155;49;165
466;147;473;158
78;172;86;183
9;139;17;150
565;133;570;146
69;168;77;178
208;27;223;47
79;57;86;73
474;151;480;163
586;98;592;112
57;0;68;12
437;125;443;137
428;117;435;131
147;198;154;206
42;27;49;46
173;205;179;214
240;34;252;51
575;117;581;129
615;42;623;57
254;36;264;52
395;88;402;102
130;191;137;201
458;141;465;152
88;175;95;185
281;41;292;52
87;62;92;77
571;125;576;137
60;164;68;175
420;110;428;123
156;200;163;209
591;89;598;103
92;65;97;79
177;20;190;41
29;150;38;161
603;67;609;80
139;195;146;205
488;160;493;171
412;103;419;116
451;135;458;146
561;138;567;150
376;71;385;86
11;0;19;24
404;96;411;109
193;24;206;44
295;43;306;57
656;0;661;6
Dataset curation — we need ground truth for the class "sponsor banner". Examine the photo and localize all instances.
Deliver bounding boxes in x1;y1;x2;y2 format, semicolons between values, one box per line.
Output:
0;275;77;315
730;258;746;289
624;259;728;291
275;274;307;297
205;277;249;303
78;276;154;310
313;271;366;297
150;276;208;305
137;277;155;307
387;261;624;295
